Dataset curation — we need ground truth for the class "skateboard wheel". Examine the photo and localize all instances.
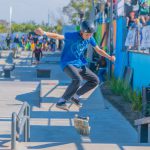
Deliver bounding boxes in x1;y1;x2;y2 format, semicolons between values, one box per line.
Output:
86;116;89;121
75;114;78;118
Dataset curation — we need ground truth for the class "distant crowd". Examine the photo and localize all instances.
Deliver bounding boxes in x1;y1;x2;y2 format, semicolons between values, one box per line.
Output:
125;0;150;28
4;32;63;52
97;0;150;28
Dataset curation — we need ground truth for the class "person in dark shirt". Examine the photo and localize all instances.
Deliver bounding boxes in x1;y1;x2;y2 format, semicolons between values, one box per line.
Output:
14;34;20;44
21;35;26;50
5;34;11;49
33;44;43;64
126;11;137;28
97;56;107;86
33;35;38;44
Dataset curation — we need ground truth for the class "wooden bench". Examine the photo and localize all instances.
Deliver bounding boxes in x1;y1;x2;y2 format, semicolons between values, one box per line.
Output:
36;65;51;78
3;63;15;78
135;117;150;143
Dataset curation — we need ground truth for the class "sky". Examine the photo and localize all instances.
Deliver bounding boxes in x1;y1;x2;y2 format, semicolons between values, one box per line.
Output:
0;0;70;25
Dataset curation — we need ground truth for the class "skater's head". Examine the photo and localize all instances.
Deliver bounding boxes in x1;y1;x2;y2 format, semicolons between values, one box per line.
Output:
80;20;96;39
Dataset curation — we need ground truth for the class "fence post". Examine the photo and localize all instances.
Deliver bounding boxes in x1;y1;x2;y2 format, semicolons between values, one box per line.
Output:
24;103;28;142
11;112;17;150
24;118;28;142
27;104;30;141
11;102;30;150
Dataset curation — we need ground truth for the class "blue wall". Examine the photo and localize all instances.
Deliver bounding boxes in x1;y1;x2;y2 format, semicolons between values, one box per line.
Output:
114;17;128;78
114;17;150;91
129;52;150;90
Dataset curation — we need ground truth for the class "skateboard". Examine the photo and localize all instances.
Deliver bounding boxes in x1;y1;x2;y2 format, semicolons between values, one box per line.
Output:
74;114;90;136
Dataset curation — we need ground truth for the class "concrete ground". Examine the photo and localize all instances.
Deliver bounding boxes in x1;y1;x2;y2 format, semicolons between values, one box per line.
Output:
0;50;149;150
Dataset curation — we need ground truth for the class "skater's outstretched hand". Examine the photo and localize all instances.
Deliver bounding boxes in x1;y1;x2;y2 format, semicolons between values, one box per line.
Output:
34;28;44;36
34;27;64;40
94;46;116;62
109;55;116;62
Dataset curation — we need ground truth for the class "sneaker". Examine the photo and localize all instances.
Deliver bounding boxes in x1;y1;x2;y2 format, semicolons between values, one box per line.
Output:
56;101;68;110
71;97;82;108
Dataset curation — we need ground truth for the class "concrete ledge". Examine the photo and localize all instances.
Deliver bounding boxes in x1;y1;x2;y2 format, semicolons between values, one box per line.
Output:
40;56;60;64
135;117;150;126
36;65;51;78
135;117;150;143
3;63;15;78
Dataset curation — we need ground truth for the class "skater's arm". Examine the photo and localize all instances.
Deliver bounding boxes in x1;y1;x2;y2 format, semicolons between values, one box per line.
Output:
34;28;64;40
94;46;115;62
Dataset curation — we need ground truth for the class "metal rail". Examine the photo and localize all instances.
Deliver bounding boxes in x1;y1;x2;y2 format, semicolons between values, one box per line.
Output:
11;102;30;150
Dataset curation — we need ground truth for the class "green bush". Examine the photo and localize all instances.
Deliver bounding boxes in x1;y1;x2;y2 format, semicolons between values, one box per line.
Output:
109;77;125;95
122;85;132;102
109;77;142;112
131;91;142;112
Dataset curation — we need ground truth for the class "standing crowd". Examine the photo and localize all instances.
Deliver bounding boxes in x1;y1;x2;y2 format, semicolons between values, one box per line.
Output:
4;32;64;63
5;33;63;52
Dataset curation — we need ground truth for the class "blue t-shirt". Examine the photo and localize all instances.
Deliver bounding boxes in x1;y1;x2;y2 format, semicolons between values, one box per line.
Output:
60;32;97;70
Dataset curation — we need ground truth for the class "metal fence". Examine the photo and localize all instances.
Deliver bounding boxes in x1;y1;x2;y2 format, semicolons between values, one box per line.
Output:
125;25;150;54
11;102;30;150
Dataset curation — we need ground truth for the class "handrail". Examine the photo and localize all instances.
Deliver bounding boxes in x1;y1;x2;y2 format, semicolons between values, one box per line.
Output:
11;102;30;150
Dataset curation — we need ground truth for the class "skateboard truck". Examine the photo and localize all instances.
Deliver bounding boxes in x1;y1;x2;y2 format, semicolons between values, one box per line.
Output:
74;114;90;136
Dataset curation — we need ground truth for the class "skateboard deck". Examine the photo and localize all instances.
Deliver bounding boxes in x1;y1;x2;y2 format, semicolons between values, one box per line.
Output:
74;114;90;136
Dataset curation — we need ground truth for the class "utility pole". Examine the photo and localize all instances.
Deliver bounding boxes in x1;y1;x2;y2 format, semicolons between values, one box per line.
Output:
9;6;12;34
48;10;50;26
9;6;13;63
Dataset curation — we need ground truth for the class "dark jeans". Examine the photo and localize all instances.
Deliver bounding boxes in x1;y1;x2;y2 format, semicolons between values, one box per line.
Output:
35;53;40;61
98;68;107;82
62;64;99;101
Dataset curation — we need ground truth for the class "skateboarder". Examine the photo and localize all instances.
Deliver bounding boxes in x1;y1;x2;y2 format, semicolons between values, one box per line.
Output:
34;20;115;110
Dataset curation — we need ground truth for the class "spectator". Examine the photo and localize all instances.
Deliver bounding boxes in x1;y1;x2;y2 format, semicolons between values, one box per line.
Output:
30;40;35;51
146;15;150;25
13;34;20;57
33;35;38;44
25;40;31;51
97;56;107;86
11;42;18;58
125;0;133;17
21;35;26;50
139;1;150;25
5;34;11;49
126;11;138;28
33;45;43;64
13;34;20;47
58;39;63;51
42;39;48;51
50;38;56;52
